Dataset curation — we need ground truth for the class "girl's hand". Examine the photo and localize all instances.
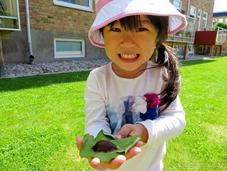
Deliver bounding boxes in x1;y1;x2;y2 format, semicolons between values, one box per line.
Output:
117;124;149;143
75;136;143;169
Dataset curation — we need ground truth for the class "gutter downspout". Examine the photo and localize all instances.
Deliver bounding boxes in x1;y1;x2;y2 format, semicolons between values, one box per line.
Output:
25;0;34;64
187;0;190;17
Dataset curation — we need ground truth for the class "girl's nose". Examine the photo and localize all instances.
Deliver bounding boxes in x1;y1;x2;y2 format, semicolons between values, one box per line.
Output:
119;32;136;48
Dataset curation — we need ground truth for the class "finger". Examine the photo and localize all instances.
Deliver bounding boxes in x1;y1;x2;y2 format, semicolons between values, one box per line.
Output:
135;140;144;147
125;146;141;160
75;136;83;149
129;130;137;136
117;124;133;138
103;155;126;169
90;157;101;169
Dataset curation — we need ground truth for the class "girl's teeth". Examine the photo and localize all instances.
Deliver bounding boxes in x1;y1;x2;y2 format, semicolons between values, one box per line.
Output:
121;54;137;59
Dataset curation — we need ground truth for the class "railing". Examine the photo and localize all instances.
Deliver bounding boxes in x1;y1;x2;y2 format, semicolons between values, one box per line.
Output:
167;16;202;43
167;15;227;46
0;0;20;31
216;27;227;45
167;34;194;43
167;16;196;43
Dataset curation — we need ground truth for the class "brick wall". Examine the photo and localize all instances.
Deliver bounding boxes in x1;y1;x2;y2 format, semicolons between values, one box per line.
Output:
19;0;27;31
8;0;106;64
28;0;95;34
181;0;215;29
192;0;214;29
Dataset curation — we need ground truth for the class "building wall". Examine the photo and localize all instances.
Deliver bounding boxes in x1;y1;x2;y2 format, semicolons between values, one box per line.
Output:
3;0;106;64
191;0;214;29
168;0;215;58
29;0;93;33
181;0;215;30
2;0;216;64
2;31;28;63
213;16;227;24
2;0;28;64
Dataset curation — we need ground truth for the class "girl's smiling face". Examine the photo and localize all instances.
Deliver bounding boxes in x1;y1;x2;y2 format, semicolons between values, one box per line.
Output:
103;15;158;78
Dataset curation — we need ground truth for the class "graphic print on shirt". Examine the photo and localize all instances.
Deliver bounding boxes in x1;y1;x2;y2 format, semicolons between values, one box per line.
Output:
106;93;160;135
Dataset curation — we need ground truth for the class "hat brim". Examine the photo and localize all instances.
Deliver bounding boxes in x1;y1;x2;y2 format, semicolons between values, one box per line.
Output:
89;0;187;48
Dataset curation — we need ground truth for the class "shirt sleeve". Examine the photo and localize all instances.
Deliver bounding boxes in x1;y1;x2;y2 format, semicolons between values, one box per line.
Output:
138;95;186;145
84;71;111;137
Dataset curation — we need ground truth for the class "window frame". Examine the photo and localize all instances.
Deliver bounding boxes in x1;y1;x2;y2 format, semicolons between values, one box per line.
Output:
197;9;202;19
53;0;93;12
202;11;208;28
0;0;21;31
189;5;197;18
54;38;85;59
203;11;208;20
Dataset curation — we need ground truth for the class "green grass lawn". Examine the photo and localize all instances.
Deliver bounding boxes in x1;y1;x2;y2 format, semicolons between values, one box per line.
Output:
0;57;226;171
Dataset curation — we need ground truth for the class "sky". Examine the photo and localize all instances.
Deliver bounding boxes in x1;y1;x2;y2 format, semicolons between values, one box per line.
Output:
213;0;227;12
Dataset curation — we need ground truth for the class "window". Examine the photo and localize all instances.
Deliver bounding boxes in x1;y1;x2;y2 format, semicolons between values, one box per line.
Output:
0;0;20;31
203;11;208;20
202;11;208;28
188;45;194;55
189;5;197;18
197;9;202;18
172;0;182;10
53;0;92;12
196;9;202;30
54;38;85;58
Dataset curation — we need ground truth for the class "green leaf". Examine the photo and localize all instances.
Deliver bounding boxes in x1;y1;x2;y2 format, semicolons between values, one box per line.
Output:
111;135;139;153
95;130;115;142
79;134;96;157
79;130;140;162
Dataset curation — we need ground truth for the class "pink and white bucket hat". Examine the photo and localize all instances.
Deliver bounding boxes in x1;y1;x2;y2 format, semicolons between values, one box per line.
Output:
88;0;187;48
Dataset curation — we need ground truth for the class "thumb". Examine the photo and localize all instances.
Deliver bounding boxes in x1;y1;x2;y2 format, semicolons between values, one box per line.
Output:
117;124;134;138
76;136;83;150
129;130;137;136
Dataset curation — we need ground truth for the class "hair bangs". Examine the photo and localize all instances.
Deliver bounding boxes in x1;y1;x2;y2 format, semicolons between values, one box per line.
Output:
109;15;142;31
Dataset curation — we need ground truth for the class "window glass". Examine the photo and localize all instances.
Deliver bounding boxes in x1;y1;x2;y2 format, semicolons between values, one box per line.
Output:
172;0;182;10
53;0;92;11
189;5;197;18
56;41;82;52
0;0;20;30
201;11;208;29
203;11;208;20
58;0;89;7
197;9;202;18
55;39;85;58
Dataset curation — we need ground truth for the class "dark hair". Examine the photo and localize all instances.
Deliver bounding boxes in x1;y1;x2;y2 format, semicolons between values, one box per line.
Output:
100;15;180;113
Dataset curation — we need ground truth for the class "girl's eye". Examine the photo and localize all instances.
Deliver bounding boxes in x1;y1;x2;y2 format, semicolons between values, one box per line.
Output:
136;27;148;32
110;27;121;32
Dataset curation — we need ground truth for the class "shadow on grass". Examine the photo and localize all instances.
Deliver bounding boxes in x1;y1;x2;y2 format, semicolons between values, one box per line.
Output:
180;59;216;67
0;70;90;92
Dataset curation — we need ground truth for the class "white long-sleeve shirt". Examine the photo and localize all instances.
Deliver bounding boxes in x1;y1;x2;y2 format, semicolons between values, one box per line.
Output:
84;61;186;171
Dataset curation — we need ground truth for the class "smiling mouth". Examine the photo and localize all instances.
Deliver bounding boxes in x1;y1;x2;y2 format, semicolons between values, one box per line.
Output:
118;53;140;62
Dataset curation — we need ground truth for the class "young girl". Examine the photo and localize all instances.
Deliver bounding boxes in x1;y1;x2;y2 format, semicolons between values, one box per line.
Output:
76;0;187;170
